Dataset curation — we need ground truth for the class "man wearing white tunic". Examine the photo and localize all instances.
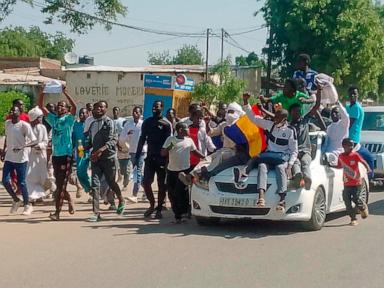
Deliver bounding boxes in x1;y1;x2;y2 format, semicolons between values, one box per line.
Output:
26;107;49;201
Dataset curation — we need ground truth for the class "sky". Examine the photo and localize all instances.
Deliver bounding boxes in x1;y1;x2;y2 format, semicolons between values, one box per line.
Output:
1;0;268;66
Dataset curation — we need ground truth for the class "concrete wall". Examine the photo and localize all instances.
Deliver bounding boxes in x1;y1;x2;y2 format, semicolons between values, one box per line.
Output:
56;71;204;117
233;67;262;95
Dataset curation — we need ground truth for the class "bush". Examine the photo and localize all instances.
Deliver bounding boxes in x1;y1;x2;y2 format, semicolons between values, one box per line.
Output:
0;90;31;135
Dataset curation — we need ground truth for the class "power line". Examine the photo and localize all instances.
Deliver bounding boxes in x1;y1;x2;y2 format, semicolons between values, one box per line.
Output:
230;25;267;36
32;1;206;37
224;38;251;54
32;1;266;39
88;36;199;56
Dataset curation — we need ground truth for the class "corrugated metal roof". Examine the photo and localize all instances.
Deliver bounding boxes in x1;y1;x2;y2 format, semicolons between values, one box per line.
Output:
0;72;65;85
64;64;206;73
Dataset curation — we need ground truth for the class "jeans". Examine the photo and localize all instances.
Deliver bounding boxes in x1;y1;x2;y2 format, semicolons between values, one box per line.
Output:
343;186;364;221
257;162;288;195
91;157;123;214
76;153;91;192
357;146;374;179
292;151;312;180
129;152;145;196
118;158;130;188
2;161;29;205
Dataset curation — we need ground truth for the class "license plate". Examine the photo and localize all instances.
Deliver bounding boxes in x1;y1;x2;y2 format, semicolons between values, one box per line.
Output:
219;197;258;207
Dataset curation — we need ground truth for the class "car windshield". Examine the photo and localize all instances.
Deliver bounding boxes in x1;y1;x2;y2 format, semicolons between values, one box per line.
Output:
362;112;384;131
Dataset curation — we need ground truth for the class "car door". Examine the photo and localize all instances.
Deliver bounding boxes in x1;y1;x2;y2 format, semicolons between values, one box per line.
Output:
326;166;345;212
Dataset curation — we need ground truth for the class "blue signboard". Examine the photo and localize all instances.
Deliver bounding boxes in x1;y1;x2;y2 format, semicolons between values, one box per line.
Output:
143;93;173;119
144;74;174;89
175;77;194;91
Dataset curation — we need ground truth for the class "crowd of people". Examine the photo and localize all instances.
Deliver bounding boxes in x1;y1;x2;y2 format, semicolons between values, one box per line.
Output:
0;54;372;225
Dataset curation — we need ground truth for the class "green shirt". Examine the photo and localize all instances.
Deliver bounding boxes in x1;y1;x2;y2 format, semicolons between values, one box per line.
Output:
46;112;76;157
270;91;310;119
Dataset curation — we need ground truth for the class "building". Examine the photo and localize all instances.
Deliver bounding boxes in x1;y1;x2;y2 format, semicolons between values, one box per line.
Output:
63;65;206;116
63;64;263;116
0;57;65;102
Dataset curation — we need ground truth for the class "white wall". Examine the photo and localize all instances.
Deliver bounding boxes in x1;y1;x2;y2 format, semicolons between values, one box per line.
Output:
56;71;204;117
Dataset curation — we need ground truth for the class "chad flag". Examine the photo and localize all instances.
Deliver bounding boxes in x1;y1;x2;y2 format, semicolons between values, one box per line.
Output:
224;105;267;157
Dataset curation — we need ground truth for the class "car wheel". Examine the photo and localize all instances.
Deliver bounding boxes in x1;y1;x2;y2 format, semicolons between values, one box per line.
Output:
195;216;220;226
302;187;326;231
359;180;369;204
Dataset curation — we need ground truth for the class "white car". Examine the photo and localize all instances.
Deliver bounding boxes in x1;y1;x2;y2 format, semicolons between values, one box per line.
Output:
191;131;369;231
360;106;384;181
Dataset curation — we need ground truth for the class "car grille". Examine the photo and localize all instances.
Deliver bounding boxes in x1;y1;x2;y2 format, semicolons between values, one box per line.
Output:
363;143;384;153
215;182;258;194
210;206;270;215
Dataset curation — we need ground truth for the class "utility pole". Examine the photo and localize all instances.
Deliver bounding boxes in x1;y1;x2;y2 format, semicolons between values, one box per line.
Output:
221;28;225;63
205;28;210;81
266;26;273;97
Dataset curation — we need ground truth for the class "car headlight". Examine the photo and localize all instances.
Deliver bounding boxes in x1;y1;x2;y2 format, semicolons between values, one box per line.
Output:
286;204;301;214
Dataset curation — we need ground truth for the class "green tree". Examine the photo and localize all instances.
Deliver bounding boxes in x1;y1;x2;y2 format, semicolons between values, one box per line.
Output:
147;51;173;65
0;0;127;34
261;0;384;96
0;90;31;135
0;26;74;61
172;44;203;65
192;61;246;106
235;52;265;67
148;44;203;65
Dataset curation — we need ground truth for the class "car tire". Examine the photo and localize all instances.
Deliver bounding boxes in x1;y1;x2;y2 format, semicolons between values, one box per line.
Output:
302;187;326;231
359;180;369;204
195;216;220;226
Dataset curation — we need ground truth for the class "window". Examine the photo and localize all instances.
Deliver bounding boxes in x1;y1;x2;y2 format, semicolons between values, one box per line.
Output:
362;112;384;131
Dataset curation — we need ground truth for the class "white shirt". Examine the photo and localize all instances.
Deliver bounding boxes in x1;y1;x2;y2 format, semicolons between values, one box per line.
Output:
114;117;126;135
83;116;95;133
163;136;197;171
323;103;350;155
208;121;236;149
5;120;37;163
119;119;147;154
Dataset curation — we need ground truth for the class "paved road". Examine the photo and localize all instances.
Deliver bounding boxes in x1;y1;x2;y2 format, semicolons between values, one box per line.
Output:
0;183;383;288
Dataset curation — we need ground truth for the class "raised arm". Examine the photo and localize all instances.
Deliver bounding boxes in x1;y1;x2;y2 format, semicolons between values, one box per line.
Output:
258;103;275;119
243;93;273;130
38;84;49;116
338;101;350;130
307;84;323;116
63;86;77;116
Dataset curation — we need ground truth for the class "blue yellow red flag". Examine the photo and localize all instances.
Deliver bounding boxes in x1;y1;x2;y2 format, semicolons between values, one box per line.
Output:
223;105;267;157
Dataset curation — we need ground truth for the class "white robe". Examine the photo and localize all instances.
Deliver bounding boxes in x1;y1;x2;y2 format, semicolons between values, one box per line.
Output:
27;124;49;200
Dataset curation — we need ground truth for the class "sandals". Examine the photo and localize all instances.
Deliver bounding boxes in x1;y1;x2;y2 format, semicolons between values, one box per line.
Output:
256;198;266;208
276;200;286;213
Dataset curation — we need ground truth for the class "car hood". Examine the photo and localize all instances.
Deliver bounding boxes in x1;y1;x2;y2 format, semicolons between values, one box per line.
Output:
361;130;384;144
213;166;276;181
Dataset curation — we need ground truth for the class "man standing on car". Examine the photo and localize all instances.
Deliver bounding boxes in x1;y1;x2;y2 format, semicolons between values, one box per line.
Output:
346;86;374;179
136;100;171;219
